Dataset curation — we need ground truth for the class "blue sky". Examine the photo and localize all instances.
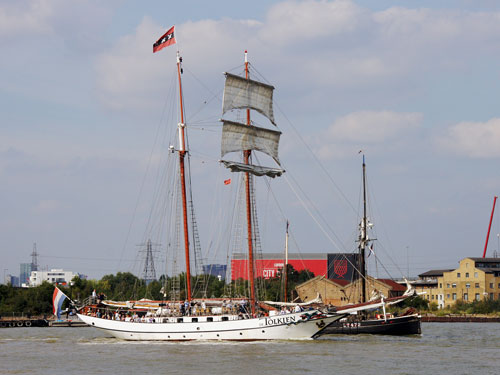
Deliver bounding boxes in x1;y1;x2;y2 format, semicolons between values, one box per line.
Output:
2;0;500;281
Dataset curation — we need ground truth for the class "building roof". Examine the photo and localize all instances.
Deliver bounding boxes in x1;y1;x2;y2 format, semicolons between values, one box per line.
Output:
328;278;350;287
467;258;500;272
418;269;454;278
295;275;351;289
467;257;500;262
412;279;438;287
377;279;407;292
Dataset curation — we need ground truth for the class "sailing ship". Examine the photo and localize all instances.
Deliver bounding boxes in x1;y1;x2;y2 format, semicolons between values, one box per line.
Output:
77;28;345;340
321;156;421;335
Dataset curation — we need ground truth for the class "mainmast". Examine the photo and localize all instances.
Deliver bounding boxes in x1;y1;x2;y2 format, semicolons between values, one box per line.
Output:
243;50;256;315
220;50;282;315
283;220;289;303
176;51;192;302
360;155;368;303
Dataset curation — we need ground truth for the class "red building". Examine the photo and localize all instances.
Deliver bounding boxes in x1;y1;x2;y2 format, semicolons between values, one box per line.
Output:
231;253;328;280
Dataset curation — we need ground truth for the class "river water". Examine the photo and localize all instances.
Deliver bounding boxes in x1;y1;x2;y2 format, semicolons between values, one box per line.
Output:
1;323;498;375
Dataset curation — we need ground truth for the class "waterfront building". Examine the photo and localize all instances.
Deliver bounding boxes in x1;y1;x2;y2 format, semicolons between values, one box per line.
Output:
441;257;500;308
295;275;406;306
413;269;453;309
415;257;500;308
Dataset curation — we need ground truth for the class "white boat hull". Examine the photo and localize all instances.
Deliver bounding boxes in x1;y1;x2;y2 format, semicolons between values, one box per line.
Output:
77;311;344;341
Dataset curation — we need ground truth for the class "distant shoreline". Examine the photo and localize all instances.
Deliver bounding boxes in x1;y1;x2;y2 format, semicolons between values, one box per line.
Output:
422;314;500;323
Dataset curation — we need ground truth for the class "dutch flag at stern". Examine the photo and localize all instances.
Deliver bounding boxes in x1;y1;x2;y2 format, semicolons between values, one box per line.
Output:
52;287;67;319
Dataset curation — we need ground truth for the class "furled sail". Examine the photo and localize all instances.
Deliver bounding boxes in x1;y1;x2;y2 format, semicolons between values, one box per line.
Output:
221;160;284;178
222;73;275;125
221;120;281;165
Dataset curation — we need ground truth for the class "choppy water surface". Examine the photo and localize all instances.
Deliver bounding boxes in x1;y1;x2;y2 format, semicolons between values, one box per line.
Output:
1;323;499;375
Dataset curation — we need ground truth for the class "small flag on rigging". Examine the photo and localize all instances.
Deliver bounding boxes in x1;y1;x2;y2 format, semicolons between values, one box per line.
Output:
368;243;375;257
153;26;176;53
224;179;231;185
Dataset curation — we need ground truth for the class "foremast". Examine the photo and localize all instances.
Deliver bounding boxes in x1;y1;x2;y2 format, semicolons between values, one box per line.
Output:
176;51;192;302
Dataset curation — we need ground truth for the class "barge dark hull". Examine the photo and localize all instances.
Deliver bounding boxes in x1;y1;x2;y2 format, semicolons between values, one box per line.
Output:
321;314;421;335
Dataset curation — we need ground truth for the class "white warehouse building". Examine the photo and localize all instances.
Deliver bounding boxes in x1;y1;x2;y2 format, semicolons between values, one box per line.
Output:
29;269;77;287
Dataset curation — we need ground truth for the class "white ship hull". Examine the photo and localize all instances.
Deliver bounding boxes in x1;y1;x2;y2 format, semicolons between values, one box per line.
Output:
77;311;344;341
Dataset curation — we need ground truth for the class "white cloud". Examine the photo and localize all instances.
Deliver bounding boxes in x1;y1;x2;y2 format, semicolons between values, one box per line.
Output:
437;118;500;158
0;0;54;37
327;110;422;142
263;0;368;44
92;1;500;112
315;110;423;159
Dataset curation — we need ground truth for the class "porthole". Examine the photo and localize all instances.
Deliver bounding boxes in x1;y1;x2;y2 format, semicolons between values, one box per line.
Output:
262;330;265;333
240;332;243;335
197;327;200;330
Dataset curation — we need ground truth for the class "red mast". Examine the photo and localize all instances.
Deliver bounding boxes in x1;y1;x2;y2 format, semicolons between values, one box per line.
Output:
244;50;256;315
176;51;192;301
483;196;497;258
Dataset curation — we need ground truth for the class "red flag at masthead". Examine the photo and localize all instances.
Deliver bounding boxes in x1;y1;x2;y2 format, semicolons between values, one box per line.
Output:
153;26;176;53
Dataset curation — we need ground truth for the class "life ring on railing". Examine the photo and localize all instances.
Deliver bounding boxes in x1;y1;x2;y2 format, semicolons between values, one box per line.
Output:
25;320;32;327
17;321;24;327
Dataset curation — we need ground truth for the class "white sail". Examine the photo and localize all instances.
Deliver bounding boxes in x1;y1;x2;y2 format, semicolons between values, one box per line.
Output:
221;120;281;164
221;160;284;178
222;73;276;125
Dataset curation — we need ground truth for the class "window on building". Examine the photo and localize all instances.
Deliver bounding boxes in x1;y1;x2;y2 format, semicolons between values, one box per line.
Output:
452;293;457;300
457;273;461;278
465;273;469;278
446;294;450;299
466;263;469;269
466;283;470;288
474;272;478;278
452;283;456;288
490;283;494;289
490;293;494;299
439;283;442;288
498;283;500;288
464;293;468;301
431;295;434;300
475;293;480;301
475;283;480;288
447;283;450;288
